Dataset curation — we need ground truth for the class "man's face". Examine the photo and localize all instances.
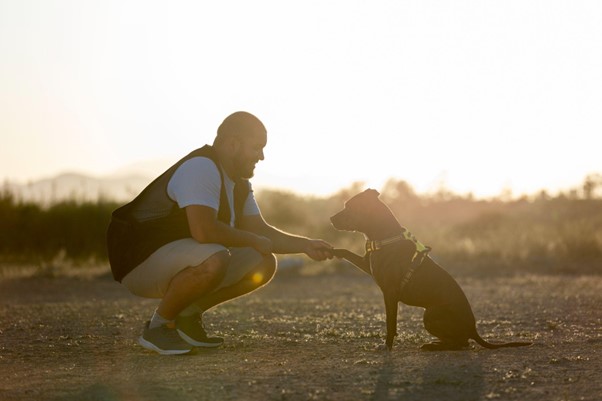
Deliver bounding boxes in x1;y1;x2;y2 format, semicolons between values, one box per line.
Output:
232;132;267;179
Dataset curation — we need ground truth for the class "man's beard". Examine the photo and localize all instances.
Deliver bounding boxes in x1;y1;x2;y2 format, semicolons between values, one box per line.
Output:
233;158;256;179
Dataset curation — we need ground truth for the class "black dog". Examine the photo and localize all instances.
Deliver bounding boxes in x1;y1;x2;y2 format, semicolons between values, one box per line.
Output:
330;189;533;351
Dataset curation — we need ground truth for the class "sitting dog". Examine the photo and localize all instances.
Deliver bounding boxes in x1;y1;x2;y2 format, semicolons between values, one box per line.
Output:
330;189;533;351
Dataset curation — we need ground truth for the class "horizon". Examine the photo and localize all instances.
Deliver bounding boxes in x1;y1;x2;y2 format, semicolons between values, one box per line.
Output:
2;1;601;199
4;164;600;202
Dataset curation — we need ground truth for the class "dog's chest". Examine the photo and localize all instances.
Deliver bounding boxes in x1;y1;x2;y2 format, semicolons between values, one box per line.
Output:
369;250;407;289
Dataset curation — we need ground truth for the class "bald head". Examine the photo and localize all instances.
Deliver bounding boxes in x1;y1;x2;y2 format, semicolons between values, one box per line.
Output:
213;111;267;146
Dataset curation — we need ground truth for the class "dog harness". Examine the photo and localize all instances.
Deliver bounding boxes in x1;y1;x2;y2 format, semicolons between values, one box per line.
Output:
365;229;431;293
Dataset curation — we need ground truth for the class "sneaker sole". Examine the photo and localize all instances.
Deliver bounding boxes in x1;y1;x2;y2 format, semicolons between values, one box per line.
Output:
177;329;224;348
138;336;192;355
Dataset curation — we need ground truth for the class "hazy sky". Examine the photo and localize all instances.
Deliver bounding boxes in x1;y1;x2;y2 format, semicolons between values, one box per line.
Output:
1;1;601;197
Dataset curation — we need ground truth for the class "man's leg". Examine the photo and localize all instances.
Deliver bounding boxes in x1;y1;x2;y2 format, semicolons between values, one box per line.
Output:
175;251;277;347
139;250;230;354
122;240;231;354
195;253;276;311
155;250;230;320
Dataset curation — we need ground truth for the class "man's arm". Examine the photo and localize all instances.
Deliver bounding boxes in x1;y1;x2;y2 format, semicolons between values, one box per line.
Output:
239;214;333;261
185;205;272;254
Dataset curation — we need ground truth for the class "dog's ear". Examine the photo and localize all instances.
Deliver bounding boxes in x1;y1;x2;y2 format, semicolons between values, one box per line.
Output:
365;188;380;197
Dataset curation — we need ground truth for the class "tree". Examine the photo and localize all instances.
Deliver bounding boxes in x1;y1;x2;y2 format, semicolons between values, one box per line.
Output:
583;173;602;199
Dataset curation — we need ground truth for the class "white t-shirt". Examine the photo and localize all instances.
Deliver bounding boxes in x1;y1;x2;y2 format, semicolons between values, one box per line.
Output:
167;157;260;226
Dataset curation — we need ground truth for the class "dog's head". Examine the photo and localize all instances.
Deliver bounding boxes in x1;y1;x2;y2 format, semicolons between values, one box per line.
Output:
330;189;386;234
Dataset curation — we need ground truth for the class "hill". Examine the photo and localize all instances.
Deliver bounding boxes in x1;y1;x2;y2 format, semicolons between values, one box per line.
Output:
4;173;152;204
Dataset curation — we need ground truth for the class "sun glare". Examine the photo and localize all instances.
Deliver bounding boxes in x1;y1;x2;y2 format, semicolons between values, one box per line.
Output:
251;272;264;285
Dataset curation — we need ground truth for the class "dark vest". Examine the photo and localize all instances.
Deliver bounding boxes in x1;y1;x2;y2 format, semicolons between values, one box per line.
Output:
106;145;250;282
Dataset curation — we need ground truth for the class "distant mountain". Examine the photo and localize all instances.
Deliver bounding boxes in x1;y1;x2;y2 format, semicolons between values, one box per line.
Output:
4;172;153;204
109;158;173;179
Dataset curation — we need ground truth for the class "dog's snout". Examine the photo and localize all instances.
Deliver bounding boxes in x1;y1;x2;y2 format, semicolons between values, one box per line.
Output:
330;210;349;231
330;214;338;226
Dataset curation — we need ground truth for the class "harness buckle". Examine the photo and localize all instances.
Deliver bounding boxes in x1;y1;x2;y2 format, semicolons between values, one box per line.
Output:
365;240;377;253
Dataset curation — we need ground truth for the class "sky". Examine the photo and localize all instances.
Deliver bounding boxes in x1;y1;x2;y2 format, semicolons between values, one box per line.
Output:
1;0;601;198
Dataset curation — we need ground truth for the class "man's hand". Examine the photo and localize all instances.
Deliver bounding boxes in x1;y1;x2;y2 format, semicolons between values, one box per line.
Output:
303;239;334;261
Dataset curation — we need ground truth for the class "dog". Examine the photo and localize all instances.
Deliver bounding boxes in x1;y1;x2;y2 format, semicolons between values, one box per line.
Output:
330;189;533;351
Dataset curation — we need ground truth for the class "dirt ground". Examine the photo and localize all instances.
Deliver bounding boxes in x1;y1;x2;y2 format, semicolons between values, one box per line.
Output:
0;264;601;401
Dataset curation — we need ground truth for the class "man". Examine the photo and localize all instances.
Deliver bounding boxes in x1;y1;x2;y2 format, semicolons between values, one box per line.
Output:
106;111;334;355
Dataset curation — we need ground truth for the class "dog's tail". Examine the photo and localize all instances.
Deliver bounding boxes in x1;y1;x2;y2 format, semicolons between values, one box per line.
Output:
472;332;533;349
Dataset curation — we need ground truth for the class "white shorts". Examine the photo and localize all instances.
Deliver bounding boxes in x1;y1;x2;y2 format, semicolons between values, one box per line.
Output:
121;238;264;299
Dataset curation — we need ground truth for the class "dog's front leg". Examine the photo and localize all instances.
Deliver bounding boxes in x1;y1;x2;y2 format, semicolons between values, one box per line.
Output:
332;248;369;273
383;292;399;350
332;248;371;275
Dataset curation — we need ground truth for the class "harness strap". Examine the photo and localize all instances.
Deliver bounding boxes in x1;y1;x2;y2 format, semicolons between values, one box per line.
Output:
399;248;430;293
365;230;431;294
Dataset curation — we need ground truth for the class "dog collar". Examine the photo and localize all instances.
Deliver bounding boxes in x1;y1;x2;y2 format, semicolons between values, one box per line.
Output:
365;230;431;255
365;235;405;253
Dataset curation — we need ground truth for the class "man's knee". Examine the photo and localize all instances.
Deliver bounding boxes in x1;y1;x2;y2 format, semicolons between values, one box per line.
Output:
189;250;230;286
263;253;277;275
251;253;276;286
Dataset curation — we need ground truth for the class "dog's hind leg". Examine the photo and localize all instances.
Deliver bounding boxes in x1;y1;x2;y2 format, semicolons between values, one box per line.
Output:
421;306;471;351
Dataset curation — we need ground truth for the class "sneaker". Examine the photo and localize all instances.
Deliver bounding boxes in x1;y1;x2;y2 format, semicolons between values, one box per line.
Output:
138;321;193;355
176;314;224;348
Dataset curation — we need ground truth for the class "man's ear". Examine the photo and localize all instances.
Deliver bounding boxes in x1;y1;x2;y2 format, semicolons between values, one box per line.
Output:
226;135;242;153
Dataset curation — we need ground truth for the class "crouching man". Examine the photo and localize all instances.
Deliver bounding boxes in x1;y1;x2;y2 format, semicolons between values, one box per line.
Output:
107;111;333;354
